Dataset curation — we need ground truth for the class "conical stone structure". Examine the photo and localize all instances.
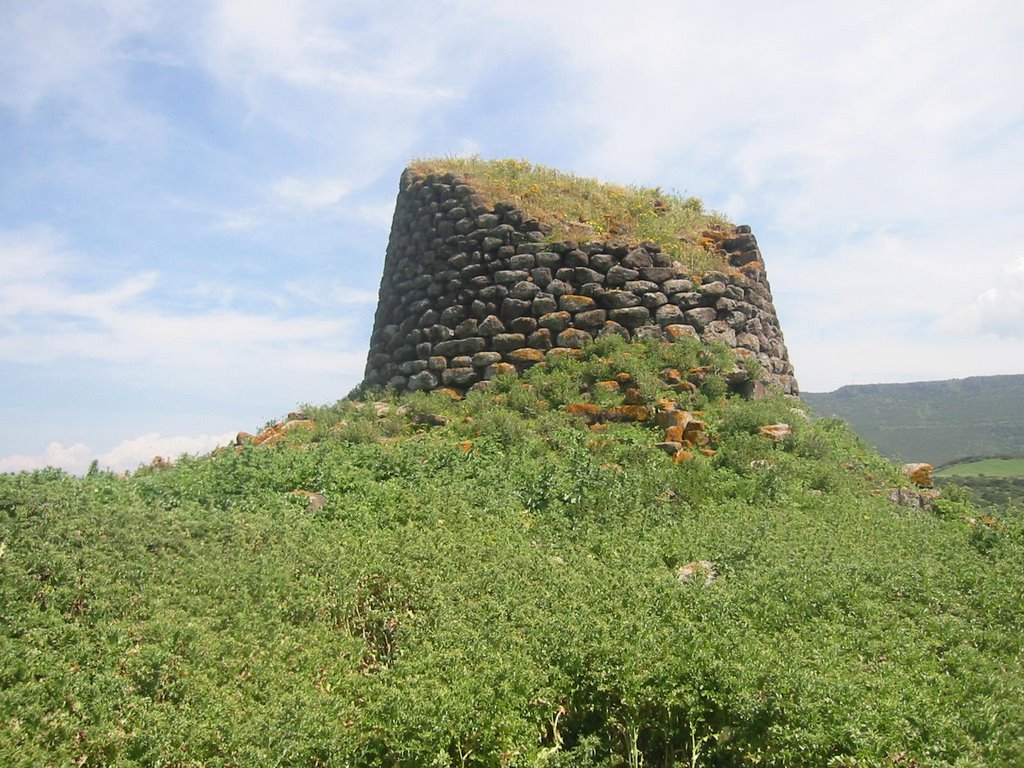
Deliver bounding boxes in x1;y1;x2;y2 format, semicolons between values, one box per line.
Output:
364;167;797;395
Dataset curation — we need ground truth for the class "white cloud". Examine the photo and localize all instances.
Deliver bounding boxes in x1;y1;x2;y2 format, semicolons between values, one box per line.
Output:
98;430;238;472
0;0;170;141
284;281;377;307
203;0;460;99
349;202;397;229
938;256;1024;339
0;227;365;390
0;442;93;475
0;430;238;475
793;332;1024;393
211;210;263;232
272;176;351;211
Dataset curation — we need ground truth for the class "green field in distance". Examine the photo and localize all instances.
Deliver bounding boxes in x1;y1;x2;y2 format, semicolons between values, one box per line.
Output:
936;457;1024;478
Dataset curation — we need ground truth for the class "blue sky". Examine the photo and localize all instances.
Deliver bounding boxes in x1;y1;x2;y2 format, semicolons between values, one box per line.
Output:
2;0;1023;473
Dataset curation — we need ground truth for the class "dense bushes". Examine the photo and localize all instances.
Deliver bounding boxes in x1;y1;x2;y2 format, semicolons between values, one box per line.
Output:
2;337;1022;766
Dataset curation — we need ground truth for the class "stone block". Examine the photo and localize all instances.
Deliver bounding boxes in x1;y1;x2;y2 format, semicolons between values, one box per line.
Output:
559;294;596;312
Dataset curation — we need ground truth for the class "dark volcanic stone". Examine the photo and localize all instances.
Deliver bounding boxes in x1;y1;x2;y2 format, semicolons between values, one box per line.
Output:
492;333;527;352
621;248;653;269
556;328;593;348
538;311;572;331
501;298;532;320
434;337;486;356
609;306;651;328
601;291;642;309
573;309;607;328
559;294;596;312
478;314;506;336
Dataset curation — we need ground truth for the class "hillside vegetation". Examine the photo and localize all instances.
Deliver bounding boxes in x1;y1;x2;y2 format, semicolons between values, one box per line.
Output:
2;336;1022;767
802;374;1024;467
409;157;732;272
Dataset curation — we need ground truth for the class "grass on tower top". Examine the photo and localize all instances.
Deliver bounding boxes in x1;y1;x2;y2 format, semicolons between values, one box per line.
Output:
410;156;733;272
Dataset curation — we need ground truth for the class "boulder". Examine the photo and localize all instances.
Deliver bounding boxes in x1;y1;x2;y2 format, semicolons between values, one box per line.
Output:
758;424;792;441
902;463;935;488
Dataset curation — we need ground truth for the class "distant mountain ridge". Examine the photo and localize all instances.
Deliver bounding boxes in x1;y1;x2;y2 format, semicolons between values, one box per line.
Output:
802;374;1024;467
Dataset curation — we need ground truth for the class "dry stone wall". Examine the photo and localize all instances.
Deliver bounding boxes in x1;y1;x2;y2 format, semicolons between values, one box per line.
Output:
363;169;798;395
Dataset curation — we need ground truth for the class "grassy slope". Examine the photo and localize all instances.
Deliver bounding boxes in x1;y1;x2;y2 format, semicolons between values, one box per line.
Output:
2;336;1022;767
409;157;733;272
802;374;1024;467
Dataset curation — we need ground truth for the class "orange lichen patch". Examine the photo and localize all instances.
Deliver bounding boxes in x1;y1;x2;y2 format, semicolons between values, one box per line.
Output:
758;423;792;441
565;403;604;423
688;365;713;378
901;462;934;488
506;348;546;366
605;405;650;422
489;362;517;377
699;448;717;457
664;325;695;342
673;450;695;463
623;387;644;405
252;428;284;446
660;368;683;385
595;380;620;393
656;406;693;431
455;440;474;453
683;420;707;440
663;425;685;443
614;372;635;386
673;381;699;395
434;387;464;401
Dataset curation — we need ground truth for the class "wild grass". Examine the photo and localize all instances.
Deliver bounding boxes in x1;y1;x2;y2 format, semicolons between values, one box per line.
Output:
410;156;732;272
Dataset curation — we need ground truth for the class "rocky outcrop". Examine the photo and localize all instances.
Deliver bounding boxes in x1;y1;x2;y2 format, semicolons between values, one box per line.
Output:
363;169;797;395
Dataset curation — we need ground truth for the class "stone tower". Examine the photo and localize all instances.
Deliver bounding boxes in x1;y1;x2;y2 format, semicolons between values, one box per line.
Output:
364;167;797;395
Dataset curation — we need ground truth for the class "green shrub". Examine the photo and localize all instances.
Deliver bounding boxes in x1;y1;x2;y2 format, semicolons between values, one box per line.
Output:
2;337;1021;767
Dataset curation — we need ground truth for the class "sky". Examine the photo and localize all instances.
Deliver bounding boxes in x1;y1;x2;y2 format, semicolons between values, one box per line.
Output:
1;0;1022;474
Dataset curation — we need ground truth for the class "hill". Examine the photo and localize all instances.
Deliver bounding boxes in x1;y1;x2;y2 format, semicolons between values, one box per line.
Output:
2;336;1022;767
802;374;1024;466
